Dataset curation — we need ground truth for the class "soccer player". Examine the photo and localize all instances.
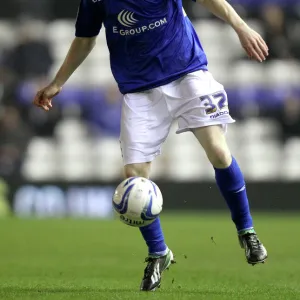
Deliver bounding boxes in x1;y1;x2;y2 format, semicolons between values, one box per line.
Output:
34;0;268;291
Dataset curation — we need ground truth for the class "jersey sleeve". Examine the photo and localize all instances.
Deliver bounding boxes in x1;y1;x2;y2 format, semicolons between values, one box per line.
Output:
75;0;104;37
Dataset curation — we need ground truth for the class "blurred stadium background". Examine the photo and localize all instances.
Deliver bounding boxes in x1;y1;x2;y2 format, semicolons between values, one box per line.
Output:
0;0;300;218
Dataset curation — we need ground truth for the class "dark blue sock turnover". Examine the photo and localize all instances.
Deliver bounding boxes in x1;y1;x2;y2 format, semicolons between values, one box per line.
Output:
139;217;168;256
214;157;253;232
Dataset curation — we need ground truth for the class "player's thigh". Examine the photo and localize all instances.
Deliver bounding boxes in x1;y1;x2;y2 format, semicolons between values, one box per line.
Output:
165;70;234;167
167;70;235;135
120;89;172;166
192;125;232;168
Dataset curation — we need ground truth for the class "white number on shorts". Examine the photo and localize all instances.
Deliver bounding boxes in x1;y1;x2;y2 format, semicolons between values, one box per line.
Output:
200;92;228;115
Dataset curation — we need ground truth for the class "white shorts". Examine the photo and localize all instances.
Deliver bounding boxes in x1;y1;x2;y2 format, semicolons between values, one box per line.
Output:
120;70;235;165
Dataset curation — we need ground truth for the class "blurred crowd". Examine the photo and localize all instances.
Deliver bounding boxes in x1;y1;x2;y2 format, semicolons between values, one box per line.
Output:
0;0;300;180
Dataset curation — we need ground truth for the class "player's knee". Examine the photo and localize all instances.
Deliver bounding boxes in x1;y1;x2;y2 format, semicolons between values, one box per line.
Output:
206;145;232;168
124;163;151;179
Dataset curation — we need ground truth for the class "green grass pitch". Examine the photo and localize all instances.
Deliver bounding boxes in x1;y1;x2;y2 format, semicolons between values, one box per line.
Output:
0;213;300;300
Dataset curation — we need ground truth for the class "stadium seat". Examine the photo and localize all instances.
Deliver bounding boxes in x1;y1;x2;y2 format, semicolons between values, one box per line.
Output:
208;64;230;85
22;159;58;180
194;20;224;43
244;159;280;181
23;137;58;180
240;118;280;140
26;137;57;159
55;119;88;141
92;138;123;180
243;141;281;159
202;43;226;62
51;42;72;61
284;137;300;155
150;155;166;179
0;21;16;48
165;126;214;180
226;122;239;138
231;61;266;85
165;129;202;161
86;42;110;63
282;157;300;180
240;140;281;180
226;123;242;153
85;64;114;85
97;29;107;44
265;60;300;86
49;63;89;86
221;26;244;59
58;139;91;159
59;161;94;181
69;68;91;86
282;138;300;180
58;139;94;181
86;52;110;68
47;20;74;43
166;160;214;181
246;19;265;37
167;143;203;162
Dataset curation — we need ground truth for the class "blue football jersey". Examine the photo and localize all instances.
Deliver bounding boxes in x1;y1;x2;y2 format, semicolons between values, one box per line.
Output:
76;0;208;94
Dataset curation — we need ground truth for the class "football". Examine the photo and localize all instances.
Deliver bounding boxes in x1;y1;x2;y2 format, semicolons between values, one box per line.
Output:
112;177;163;227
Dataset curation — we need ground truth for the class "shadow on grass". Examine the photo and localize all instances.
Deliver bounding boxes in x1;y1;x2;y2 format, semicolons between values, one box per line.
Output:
0;287;132;294
0;286;231;296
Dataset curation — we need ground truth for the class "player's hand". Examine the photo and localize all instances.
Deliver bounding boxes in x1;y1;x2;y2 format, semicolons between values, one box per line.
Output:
33;83;62;111
236;24;269;62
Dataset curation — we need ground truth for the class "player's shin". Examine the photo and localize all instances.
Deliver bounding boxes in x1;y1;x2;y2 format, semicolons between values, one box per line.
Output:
139;217;168;256
214;156;254;233
139;214;174;291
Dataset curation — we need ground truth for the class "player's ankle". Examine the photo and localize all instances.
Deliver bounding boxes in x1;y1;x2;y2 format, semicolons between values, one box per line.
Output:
238;228;256;235
149;247;169;258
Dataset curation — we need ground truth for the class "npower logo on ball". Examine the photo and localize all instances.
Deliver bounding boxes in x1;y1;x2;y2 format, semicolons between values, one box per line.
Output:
113;10;168;36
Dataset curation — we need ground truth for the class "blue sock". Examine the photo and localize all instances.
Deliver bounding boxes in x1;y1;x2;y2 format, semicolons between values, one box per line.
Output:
139;217;168;256
214;157;253;233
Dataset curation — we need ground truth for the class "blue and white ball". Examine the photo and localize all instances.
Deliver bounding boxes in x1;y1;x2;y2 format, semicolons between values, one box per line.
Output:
112;177;163;227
